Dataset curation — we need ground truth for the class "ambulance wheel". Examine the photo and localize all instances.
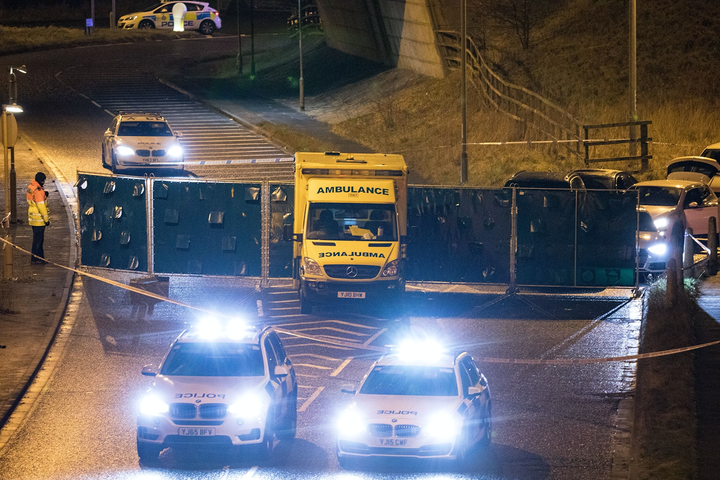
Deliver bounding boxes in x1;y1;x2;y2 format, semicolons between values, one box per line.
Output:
299;288;313;314
198;20;216;35
137;440;161;462
138;20;155;29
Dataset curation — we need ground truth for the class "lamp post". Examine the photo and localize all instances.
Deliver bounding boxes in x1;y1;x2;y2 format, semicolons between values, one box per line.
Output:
237;0;243;73
2;103;21;280
629;0;638;163
8;66;26;223
460;0;468;184
251;0;256;77
298;0;304;111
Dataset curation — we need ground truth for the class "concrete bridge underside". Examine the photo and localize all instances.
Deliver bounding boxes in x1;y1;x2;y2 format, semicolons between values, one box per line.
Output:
316;0;460;78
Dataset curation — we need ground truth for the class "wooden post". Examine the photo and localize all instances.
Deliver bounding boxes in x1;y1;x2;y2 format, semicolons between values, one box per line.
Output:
709;217;718;275
667;257;677;307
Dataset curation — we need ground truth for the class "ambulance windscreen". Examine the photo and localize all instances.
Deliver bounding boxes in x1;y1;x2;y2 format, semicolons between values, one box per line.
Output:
306;203;397;241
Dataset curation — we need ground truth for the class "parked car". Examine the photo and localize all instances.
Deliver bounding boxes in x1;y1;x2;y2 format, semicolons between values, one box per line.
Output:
102;112;184;173
565;168;638;190
626;179;719;243
117;1;221;35
666;155;720;194
637;208;669;275
503;171;585;189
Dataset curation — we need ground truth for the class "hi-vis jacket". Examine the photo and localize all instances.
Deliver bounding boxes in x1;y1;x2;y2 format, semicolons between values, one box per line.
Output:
27;180;49;226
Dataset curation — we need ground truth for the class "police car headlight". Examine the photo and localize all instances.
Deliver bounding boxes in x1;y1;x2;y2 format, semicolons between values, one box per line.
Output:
117;146;135;156
124;15;137;21
140;395;169;416
424;412;462;441
654;217;669;230
303;257;323;276
381;259;399;277
167;145;183;157
337;407;366;436
648;243;668;257
228;394;265;418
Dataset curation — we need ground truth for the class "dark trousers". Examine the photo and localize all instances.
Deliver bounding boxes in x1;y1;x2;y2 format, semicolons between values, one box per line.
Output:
31;225;45;263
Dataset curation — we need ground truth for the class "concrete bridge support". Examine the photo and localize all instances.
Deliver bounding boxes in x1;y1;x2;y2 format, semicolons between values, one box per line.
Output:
316;0;452;78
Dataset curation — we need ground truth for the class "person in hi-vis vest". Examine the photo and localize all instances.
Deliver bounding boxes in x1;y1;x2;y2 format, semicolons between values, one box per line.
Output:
27;172;50;264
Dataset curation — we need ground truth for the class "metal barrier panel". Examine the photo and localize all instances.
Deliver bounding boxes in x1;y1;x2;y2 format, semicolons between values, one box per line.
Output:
152;180;262;276
575;190;638;286
406;187;512;283
515;188;638;287
77;174;148;271
269;184;294;278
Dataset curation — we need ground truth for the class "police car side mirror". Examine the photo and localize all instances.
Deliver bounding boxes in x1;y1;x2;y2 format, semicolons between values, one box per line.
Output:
141;364;157;376
467;385;483;398
274;365;289;378
104;129;113;136
341;384;356;394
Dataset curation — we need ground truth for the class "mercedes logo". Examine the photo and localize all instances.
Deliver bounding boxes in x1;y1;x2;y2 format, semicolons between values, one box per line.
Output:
346;266;358;278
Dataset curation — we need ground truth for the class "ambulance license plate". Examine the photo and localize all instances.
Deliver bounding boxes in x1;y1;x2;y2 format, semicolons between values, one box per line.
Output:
338;291;365;299
179;428;215;436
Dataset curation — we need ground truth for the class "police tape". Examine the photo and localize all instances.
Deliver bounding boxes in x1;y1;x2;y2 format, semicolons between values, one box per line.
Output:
2;235;719;364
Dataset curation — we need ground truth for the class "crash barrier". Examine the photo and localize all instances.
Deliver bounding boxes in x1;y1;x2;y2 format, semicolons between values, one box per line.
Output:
77;173;295;281
77;174;640;287
407;187;639;287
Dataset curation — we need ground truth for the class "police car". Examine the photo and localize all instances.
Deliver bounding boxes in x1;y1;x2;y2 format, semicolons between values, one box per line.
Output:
118;1;221;35
336;340;491;467
136;321;298;461
102;112;184;173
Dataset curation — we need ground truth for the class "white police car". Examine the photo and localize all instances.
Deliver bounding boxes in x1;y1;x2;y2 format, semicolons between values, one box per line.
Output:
136;321;297;462
336;340;491;467
118;1;221;35
102;112;184;173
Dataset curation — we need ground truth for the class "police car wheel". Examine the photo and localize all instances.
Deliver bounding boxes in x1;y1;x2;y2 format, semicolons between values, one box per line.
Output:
198;20;216;35
110;150;118;173
256;418;274;460
137;440;162;462
276;395;297;440
138;19;154;29
479;401;492;447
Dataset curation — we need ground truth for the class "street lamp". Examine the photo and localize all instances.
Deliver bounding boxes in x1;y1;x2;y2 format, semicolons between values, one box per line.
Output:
298;0;304;110
2;102;21;279
7;65;26;224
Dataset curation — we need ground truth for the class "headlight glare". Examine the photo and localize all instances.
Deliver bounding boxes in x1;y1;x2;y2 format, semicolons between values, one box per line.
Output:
167;145;183;157
381;259;399;277
648;243;668;256
117;146;135;156
337;407;365;436
228;394;265;417
303;257;323;276
424;412;462;441
140;395;169;416
654;217;669;230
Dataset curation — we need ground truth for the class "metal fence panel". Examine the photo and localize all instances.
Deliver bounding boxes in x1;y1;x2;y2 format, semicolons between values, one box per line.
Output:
406;187;512;283
152;180;262;276
77;174;147;271
269;184;294;278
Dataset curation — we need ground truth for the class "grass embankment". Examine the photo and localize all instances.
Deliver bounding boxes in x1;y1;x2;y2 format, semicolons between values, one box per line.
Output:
630;278;700;479
0;26;199;57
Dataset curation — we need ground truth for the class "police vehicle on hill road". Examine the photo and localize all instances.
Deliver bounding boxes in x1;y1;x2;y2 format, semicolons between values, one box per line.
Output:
336;340;491;467
102;112;184;173
136;321;297;461
118;1;221;35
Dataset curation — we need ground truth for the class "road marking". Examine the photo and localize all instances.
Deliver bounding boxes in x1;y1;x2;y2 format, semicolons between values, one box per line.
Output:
283;343;353;351
91;100;102;108
290;326;370;336
330;357;354;377
293;363;333;370
289;353;341;361
299;387;325;412
276;319;380;329
243;466;258;478
363;328;387;346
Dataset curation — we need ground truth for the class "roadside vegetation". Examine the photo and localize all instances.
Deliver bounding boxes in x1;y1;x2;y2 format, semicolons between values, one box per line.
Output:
631;277;700;479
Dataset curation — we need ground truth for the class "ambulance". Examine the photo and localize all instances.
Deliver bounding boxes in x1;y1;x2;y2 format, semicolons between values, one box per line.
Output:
290;152;408;314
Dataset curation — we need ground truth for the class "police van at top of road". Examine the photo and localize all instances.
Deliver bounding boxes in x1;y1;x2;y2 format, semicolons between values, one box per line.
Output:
136;320;297;462
117;1;221;35
290;152;408;314
335;339;492;467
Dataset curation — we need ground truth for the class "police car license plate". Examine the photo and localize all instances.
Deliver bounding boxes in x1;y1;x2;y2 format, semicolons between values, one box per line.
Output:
179;428;215;436
151;157;163;163
379;439;407;446
338;291;365;299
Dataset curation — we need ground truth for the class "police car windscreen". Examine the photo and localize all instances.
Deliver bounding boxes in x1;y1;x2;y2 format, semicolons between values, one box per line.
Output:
307;203;397;241
160;343;264;376
359;366;458;396
118;121;173;137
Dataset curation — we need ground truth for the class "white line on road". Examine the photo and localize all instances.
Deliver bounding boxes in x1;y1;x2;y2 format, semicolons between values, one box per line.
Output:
293;363;333;370
243;466;258;478
290;353;341;361
330;357;354;377
363;328;387;346
91;100;102;108
299;387;325;412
